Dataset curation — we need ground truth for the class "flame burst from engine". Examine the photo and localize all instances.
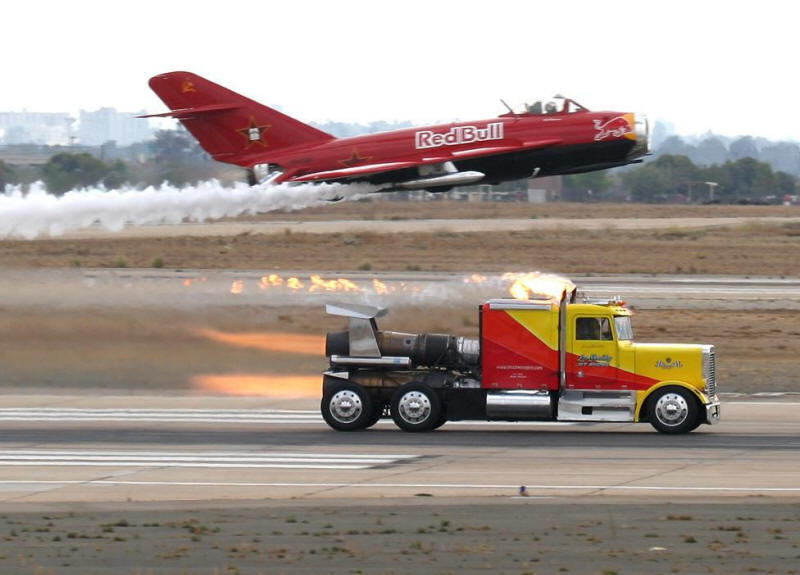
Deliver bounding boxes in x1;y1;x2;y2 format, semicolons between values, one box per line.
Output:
192;373;319;398
197;329;323;355
502;272;576;301
223;272;574;301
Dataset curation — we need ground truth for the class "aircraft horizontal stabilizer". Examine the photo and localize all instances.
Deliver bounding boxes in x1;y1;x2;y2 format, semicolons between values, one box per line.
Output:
138;104;240;119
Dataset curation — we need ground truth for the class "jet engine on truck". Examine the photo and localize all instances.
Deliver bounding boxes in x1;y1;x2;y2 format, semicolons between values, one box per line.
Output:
321;291;720;434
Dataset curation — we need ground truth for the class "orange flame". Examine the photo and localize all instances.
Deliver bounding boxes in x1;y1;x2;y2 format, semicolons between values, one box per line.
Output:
502;272;575;301
229;280;245;295
286;277;304;290
309;275;362;293
372;278;391;294
258;274;284;289
196;329;324;355
463;274;488;284
192;373;319;398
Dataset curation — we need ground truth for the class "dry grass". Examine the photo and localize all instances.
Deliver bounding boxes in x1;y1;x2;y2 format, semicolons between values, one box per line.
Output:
2;219;799;276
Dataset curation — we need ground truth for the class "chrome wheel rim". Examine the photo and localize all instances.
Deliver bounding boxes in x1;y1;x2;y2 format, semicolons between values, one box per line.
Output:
329;390;363;424
397;391;431;425
654;392;689;427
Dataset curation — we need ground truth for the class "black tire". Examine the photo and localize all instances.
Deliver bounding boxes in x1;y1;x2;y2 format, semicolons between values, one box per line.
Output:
363;401;386;429
647;386;700;434
390;382;442;432
321;382;373;431
431;410;447;430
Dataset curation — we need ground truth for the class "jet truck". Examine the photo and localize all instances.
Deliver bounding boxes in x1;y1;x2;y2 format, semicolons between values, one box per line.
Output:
322;288;720;434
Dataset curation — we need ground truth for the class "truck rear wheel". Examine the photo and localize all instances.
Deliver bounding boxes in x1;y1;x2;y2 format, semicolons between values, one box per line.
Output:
647;386;699;434
321;382;373;431
391;382;442;432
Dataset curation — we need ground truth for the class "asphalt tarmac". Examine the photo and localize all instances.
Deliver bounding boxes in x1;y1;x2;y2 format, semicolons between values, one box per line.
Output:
0;395;797;504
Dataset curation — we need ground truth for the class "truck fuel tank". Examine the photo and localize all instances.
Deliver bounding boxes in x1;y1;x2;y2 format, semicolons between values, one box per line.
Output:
485;390;554;420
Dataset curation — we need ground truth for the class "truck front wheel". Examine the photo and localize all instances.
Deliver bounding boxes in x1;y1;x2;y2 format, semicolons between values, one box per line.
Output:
647;387;699;434
321;383;373;431
391;383;442;432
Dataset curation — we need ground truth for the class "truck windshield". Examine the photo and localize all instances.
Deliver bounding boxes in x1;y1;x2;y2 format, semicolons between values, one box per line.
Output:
614;316;634;340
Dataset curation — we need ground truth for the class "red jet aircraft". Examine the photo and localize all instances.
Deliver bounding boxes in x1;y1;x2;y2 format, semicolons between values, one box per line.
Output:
144;71;650;191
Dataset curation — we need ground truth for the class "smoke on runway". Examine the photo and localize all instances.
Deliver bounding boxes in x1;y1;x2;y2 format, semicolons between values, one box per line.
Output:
0;180;373;239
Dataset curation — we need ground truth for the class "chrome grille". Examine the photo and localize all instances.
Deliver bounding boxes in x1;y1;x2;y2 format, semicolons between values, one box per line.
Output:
705;349;717;397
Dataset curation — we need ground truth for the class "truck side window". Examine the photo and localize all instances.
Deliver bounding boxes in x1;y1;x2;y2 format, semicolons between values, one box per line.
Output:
576;317;614;341
599;318;613;341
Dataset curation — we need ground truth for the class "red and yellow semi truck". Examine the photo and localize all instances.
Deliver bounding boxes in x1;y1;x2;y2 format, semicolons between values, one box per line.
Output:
322;289;720;434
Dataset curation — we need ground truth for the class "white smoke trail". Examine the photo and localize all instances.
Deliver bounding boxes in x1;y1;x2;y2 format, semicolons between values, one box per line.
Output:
0;180;374;240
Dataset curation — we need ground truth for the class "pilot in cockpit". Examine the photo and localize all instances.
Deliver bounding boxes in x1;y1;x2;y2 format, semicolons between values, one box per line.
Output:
526;101;542;114
545;100;558;114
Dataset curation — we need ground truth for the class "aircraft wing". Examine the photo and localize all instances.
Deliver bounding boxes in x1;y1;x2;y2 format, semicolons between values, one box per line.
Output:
287;138;562;184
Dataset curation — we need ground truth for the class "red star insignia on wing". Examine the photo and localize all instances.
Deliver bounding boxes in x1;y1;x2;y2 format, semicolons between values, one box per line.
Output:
339;149;372;168
237;116;271;148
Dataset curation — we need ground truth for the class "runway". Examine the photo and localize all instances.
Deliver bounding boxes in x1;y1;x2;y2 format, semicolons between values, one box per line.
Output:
3;268;800;309
0;395;798;503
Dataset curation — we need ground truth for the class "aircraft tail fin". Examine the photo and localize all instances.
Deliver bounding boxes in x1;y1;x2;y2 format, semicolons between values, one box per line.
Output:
144;71;334;165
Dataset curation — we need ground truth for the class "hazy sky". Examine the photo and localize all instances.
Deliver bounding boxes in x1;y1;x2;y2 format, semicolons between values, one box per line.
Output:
4;0;799;140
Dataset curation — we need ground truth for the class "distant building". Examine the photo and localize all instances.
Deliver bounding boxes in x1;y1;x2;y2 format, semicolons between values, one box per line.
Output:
0;112;74;145
78;108;153;146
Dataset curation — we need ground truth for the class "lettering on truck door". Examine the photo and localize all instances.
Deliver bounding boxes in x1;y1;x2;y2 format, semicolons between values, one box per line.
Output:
567;316;618;389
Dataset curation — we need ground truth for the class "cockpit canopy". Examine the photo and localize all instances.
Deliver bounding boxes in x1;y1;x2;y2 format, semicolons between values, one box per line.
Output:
513;96;588;116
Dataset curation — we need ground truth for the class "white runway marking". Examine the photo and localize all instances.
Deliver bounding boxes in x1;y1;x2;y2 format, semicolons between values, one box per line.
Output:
0;408;578;427
0;450;417;470
0;480;797;495
0;408;321;424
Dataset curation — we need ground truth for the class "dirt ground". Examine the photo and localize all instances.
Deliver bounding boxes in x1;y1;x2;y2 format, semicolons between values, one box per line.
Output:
0;500;797;574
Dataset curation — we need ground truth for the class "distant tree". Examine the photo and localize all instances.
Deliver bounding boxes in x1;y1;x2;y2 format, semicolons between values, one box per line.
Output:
760;142;800;175
658;136;695;158
0;160;16;189
622;153;796;204
141;128;224;186
562;171;610;201
775;171;797;197
41;153;110;195
102;159;131;189
148;129;201;163
621;162;674;202
723;157;775;200
694;137;729;166
637;154;701;199
729;136;760;161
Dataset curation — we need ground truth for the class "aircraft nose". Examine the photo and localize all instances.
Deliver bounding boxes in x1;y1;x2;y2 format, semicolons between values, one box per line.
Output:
628;113;651;158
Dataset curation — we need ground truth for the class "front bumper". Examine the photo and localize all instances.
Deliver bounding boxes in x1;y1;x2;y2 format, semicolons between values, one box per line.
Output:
705;396;721;424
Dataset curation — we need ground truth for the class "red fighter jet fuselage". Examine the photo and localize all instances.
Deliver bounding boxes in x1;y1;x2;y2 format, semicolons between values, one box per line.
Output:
144;71;650;192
